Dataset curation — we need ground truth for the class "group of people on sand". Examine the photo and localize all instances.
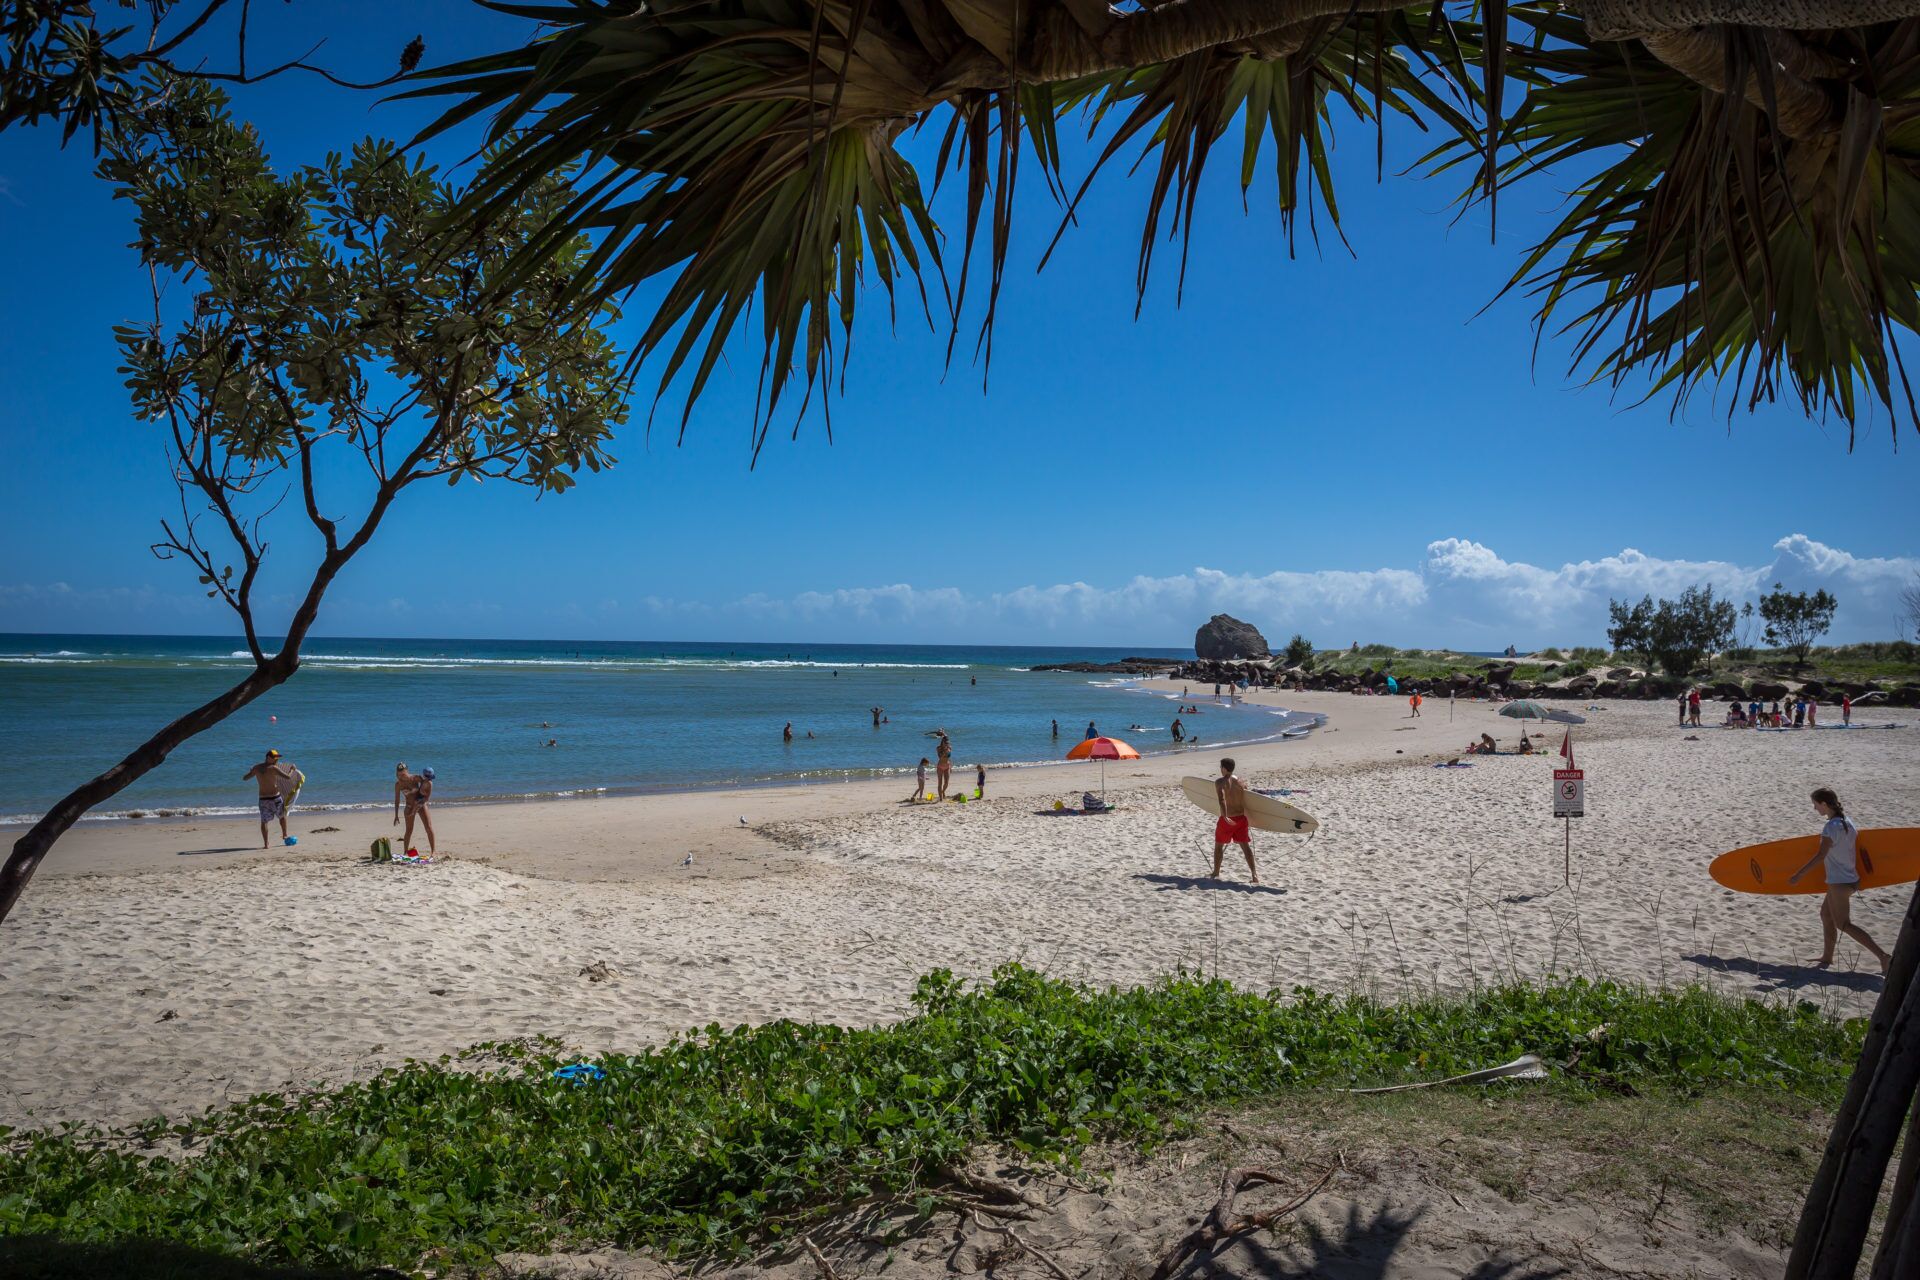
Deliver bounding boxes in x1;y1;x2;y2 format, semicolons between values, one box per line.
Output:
243;749;437;855
908;729;986;803
1458;730;1538;756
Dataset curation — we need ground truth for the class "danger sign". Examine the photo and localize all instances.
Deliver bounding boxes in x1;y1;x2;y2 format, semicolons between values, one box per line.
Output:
1553;768;1585;818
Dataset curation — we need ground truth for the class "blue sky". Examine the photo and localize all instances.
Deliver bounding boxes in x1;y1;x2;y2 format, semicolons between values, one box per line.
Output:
1;1;1915;650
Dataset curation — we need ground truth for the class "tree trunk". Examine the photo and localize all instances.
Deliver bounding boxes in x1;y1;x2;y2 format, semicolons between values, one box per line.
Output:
1581;1;1920;41
1870;1096;1920;1278
0;660;293;923
1786;880;1920;1279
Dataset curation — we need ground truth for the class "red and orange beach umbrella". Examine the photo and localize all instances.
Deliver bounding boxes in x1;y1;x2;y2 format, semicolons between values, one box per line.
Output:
1065;736;1140;797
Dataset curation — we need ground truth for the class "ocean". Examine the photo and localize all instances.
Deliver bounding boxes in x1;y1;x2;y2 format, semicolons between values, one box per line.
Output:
0;635;1321;823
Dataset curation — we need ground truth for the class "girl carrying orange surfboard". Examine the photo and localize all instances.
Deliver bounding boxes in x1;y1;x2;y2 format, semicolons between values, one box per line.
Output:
1787;788;1893;975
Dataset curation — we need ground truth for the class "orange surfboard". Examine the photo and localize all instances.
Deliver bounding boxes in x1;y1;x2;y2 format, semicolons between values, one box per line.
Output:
1709;828;1920;895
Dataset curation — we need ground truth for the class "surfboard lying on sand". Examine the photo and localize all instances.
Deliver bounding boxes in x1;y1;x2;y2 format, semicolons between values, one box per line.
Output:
1181;776;1319;835
1708;828;1920;895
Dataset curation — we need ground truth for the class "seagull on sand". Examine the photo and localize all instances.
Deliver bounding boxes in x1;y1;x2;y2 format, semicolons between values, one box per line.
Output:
680;853;693;867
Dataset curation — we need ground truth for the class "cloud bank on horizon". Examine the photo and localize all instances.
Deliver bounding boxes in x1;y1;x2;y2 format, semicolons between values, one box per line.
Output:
711;534;1917;648
3;534;1915;647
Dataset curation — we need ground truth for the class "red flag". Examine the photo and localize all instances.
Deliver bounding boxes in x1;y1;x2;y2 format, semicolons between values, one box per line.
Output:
1560;730;1574;768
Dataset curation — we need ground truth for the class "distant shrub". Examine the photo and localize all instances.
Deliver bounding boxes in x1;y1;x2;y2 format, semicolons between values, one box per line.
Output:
1537;648;1566;661
1559;662;1590;678
1569;646;1609;663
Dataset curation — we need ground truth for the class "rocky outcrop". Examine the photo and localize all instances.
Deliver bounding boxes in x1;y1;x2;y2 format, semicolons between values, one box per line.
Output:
1028;657;1183;675
1194;614;1270;661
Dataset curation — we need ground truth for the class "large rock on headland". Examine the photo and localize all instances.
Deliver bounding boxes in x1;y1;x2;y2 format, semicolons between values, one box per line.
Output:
1195;614;1270;661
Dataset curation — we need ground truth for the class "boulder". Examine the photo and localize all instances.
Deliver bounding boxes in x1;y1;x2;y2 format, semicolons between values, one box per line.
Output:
1194;614;1270;661
1750;680;1791;700
1607;667;1636;680
1705;681;1746;701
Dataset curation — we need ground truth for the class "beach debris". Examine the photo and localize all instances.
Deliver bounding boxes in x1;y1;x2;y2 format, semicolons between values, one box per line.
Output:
310;825;340;833
579;960;620;983
156;1009;177;1023
552;1062;607;1088
1337;1053;1547;1095
1149;1164;1334;1280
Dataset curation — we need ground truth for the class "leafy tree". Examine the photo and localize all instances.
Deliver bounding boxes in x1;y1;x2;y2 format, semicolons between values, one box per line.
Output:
1283;634;1314;668
1759;584;1839;665
1;2;421;147
1901;576;1920;644
1609;587;1737;677
1606;596;1656;670
407;2;1920;448
0;80;627;923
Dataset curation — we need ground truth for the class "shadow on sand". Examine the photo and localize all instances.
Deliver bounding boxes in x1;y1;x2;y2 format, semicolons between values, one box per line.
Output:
1205;1201;1567;1279
1133;873;1286;897
0;1236;406;1280
177;847;258;857
1681;952;1885;994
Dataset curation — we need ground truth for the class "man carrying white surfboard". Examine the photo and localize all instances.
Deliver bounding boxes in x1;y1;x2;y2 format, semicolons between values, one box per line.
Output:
1212;758;1260;885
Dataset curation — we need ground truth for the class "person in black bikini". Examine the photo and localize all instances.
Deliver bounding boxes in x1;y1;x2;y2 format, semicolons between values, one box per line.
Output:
402;767;437;854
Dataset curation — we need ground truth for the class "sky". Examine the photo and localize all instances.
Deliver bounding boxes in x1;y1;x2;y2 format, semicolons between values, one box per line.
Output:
1;1;1915;651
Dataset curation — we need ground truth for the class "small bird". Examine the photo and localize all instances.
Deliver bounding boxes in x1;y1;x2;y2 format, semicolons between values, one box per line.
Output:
680;853;694;867
738;815;749;826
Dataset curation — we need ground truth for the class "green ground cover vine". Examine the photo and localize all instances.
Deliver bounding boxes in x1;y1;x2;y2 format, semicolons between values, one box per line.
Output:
0;967;1863;1274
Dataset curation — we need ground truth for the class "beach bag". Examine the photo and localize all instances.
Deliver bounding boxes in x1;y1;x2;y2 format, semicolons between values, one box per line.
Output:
369;836;392;863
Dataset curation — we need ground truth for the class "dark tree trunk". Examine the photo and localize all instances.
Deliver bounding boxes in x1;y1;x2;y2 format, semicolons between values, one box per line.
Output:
0;660;293;922
1787;880;1920;1278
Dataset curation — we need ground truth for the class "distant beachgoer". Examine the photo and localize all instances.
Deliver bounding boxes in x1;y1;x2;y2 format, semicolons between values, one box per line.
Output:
1517;733;1535;755
970;676;976;686
1771;699;1783;727
1808;700;1818;727
1214;683;1221;697
872;706;882;727
935;732;952;800
1688;688;1701;726
402;767;437;855
544;738;558;748
1678;693;1688;726
912;757;929;802
1172;717;1185;742
783;721;794;743
244;749;298;849
1842;695;1852;726
1409;692;1422;718
1748;699;1762;728
1085;721;1097;740
806;730;815;739
1210;758;1259;885
975;762;986;798
1051;719;1059;738
1789;787;1890;973
1793;698;1806;728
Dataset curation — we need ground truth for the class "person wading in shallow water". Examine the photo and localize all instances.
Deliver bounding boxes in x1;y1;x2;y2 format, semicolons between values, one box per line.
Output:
1210;757;1259;885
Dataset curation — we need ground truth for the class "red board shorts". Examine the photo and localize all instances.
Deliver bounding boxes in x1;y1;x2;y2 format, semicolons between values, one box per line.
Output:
1215;815;1251;845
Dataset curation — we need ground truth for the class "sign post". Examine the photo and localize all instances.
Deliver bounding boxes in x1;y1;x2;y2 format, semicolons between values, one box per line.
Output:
1553;767;1585;884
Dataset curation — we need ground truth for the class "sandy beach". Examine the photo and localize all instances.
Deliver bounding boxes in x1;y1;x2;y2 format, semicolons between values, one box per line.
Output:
4;685;1915;1132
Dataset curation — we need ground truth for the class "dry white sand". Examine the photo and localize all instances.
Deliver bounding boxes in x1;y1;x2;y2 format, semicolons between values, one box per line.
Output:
3;690;1915;1131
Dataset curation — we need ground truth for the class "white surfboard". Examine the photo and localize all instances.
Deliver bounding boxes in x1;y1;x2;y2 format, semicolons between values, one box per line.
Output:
1181;776;1318;835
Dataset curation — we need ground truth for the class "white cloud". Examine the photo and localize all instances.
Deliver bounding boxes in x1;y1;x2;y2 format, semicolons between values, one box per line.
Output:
620;533;1916;647
3;534;1913;647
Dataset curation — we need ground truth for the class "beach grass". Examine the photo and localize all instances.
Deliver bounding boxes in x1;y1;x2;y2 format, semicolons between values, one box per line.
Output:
0;966;1864;1274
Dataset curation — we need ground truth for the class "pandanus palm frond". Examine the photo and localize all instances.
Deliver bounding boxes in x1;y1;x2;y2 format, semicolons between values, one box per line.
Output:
406;0;1485;452
1431;5;1920;444
410;1;1920;449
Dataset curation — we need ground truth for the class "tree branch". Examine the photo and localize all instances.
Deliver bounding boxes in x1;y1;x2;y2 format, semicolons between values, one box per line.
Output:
1581;2;1920;42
